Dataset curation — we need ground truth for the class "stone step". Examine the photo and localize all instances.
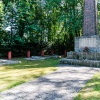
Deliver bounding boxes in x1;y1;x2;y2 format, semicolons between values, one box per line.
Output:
24;55;60;61
67;52;100;60
60;58;100;67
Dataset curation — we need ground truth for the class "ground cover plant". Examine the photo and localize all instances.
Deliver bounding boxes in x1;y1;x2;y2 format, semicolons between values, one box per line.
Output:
0;58;59;92
74;73;100;100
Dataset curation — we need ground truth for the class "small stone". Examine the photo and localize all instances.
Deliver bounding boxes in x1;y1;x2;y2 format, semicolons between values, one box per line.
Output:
58;56;62;58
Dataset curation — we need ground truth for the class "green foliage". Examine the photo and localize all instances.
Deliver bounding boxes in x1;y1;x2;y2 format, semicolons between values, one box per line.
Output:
0;2;4;32
98;1;100;34
0;0;85;56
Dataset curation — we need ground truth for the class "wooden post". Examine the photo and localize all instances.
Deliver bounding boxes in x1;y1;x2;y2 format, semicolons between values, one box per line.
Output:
8;51;12;59
27;50;30;58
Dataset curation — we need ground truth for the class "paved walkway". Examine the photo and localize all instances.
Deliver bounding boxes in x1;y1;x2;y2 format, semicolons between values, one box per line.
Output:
0;65;100;100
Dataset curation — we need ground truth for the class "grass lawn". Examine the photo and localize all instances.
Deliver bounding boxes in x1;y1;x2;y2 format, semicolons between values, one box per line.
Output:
74;73;100;100
0;58;59;92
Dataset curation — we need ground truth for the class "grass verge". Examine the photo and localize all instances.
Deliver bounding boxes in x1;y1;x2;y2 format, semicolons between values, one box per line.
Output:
74;73;100;100
0;58;59;92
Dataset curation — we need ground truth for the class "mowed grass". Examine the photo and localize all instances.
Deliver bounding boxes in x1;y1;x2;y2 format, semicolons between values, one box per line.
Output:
0;58;59;92
74;73;100;100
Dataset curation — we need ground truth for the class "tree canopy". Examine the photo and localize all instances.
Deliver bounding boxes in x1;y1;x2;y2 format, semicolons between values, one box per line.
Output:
0;0;99;57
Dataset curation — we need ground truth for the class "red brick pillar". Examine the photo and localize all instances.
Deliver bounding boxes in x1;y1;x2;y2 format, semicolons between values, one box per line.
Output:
27;50;30;58
8;51;12;59
41;50;44;56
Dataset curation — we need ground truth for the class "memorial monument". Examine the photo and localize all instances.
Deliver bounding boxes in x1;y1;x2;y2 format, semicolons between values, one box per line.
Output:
75;0;100;52
83;0;97;36
60;0;100;67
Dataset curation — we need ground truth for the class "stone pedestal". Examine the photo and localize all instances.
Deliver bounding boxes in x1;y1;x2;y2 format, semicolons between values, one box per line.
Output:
75;35;100;52
67;52;100;60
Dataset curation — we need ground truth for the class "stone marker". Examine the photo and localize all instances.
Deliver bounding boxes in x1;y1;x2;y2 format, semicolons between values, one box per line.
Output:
60;0;100;67
83;0;97;36
75;0;100;52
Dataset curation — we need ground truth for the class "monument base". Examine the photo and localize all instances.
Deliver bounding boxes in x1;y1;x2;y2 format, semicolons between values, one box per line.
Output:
75;35;100;52
60;51;100;67
60;35;100;67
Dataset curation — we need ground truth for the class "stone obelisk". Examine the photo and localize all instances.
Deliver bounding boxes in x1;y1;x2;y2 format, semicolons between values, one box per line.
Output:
83;0;97;36
75;0;100;52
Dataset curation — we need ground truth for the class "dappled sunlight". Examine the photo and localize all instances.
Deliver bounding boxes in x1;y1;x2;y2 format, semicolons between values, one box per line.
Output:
74;73;100;100
0;58;58;92
2;59;59;70
0;67;7;70
87;82;100;87
0;81;12;92
78;91;100;100
23;64;39;67
82;91;100;98
0;67;56;78
0;68;56;79
81;87;93;92
0;68;55;92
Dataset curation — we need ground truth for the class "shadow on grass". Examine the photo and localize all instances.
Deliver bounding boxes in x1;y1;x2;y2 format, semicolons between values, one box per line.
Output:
0;58;59;92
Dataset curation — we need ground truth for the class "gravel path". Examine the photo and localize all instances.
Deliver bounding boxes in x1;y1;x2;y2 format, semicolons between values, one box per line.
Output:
0;65;100;100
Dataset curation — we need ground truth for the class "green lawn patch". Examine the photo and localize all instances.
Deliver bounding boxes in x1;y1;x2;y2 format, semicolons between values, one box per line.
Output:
74;73;100;100
0;58;59;92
